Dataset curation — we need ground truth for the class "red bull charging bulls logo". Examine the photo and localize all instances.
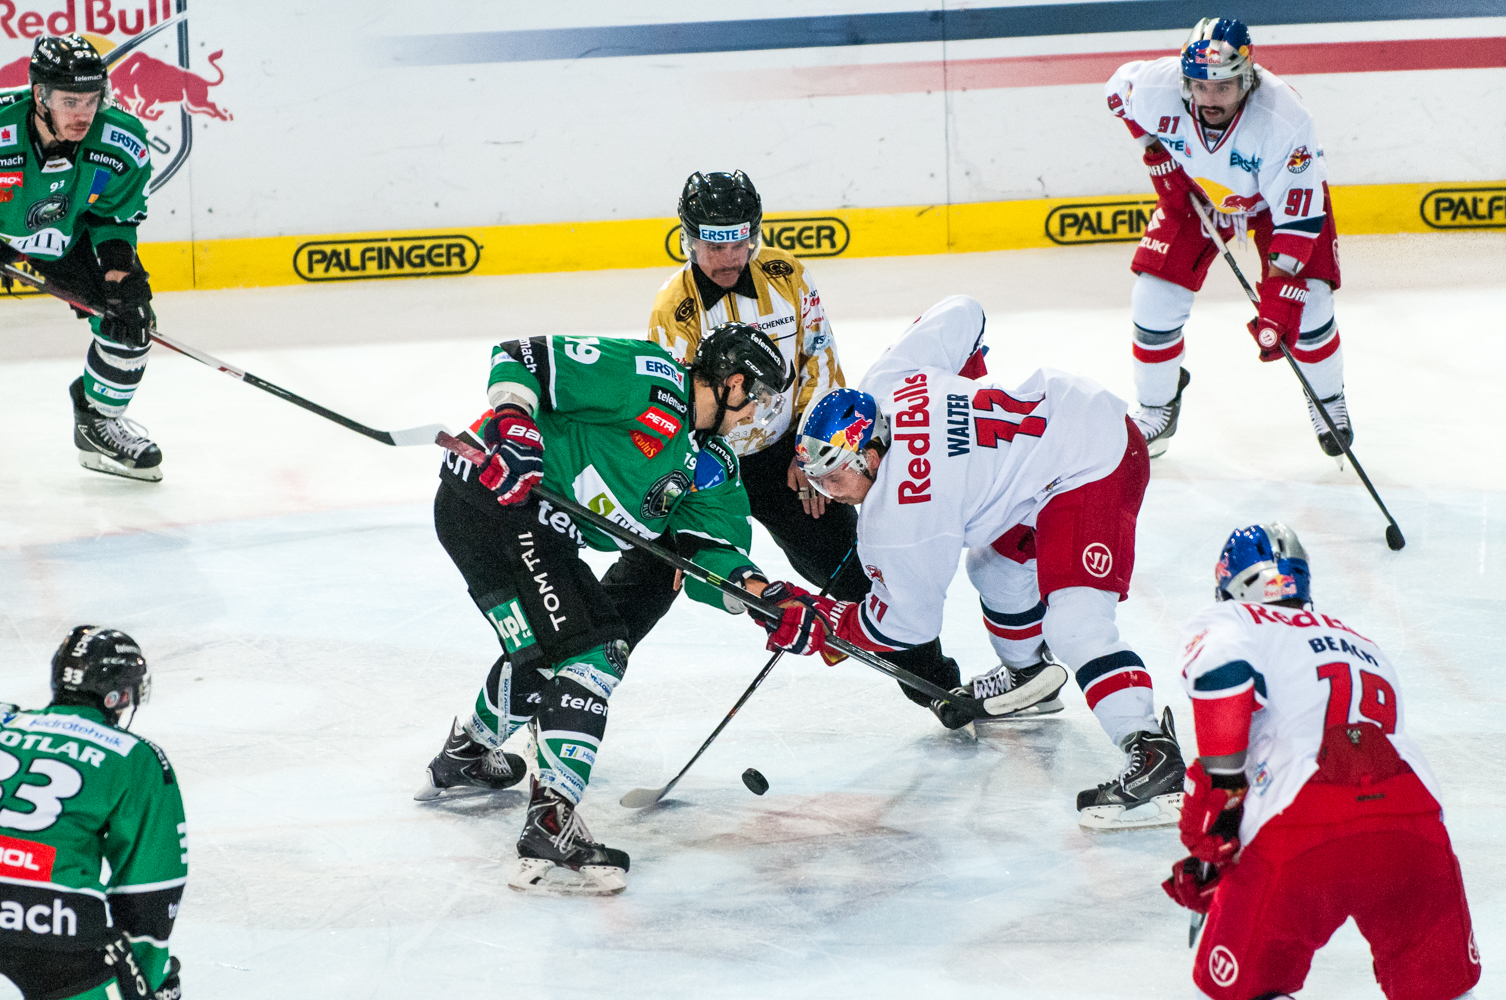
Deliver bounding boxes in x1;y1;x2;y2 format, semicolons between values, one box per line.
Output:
0;2;231;194
830;415;871;452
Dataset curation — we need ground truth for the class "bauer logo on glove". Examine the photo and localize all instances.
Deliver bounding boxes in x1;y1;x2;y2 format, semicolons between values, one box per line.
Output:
479;408;545;505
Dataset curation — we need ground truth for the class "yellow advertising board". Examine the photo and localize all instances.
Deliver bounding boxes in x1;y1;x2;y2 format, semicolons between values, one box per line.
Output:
9;180;1495;298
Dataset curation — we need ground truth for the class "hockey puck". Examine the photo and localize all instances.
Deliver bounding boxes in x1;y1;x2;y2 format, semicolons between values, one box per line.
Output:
1385;525;1406;551
741;767;769;796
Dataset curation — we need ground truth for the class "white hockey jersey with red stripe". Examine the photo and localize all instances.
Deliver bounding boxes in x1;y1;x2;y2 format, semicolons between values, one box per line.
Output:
1178;601;1444;845
1105;57;1329;255
847;295;1128;649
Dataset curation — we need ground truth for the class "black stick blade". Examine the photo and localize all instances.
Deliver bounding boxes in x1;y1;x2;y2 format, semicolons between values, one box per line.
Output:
1386;525;1406;551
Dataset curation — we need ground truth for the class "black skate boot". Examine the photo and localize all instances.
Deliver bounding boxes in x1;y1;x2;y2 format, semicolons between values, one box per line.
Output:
511;781;629;895
1077;707;1186;830
413;717;527;801
966;657;1068;719
70;377;163;481
1130;367;1191;458
1306;389;1352;467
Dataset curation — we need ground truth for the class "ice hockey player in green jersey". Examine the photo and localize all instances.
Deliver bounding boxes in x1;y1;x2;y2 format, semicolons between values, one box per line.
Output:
0;35;163;481
0;627;186;1000
418;324;790;895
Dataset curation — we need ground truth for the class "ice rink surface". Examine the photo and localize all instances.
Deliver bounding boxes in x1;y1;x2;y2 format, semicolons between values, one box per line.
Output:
2;234;1503;998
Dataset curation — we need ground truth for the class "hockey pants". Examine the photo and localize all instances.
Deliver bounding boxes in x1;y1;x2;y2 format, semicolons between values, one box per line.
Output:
434;484;631;803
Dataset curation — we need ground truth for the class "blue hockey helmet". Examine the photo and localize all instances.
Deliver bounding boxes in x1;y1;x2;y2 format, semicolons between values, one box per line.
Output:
796;387;890;493
1181;17;1256;96
1215;523;1311;604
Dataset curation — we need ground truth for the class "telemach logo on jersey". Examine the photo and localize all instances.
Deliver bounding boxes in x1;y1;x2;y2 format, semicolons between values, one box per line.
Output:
664;216;850;262
1420;187;1506;230
1045;199;1159;245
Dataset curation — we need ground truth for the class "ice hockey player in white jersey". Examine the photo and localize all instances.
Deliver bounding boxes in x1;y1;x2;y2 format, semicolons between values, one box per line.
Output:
1105;17;1351;460
1166;524;1480;1000
752;294;1186;829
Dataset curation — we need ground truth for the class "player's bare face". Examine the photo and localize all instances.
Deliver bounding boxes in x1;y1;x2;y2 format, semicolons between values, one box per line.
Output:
1189;78;1242;127
695;239;753;289
809;450;879;505
36;88;102;143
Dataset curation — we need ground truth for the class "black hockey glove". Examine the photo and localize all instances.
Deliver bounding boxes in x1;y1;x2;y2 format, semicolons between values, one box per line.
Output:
100;269;154;348
103;935;153;1000
153;958;183;1000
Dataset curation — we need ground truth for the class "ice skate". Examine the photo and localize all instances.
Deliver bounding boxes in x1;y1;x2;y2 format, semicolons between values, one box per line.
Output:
70;377;162;481
967;657;1068;720
510;781;629;896
1077;707;1186;830
1130;367;1191;458
414;717;527;801
1307;389;1352;470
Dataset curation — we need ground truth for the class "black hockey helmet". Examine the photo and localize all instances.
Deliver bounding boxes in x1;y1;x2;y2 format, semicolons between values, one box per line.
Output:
690;322;792;441
50;626;150;726
679;171;762;257
29;34;108;94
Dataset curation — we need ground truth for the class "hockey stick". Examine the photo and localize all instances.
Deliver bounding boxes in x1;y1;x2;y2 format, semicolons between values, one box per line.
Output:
434;432;983;717
1189;860;1211;947
2;260;448;447
1186;197;1405;551
619;543;859;809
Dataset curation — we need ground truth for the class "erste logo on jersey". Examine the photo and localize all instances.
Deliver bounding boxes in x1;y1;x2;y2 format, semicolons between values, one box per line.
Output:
1286;146;1313;173
0;834;56;882
0;123;16;147
102;125;149;168
636;356;685;391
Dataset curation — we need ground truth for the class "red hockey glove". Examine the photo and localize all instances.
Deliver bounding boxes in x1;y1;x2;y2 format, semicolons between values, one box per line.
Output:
1162;856;1222;914
1179;760;1249;864
753;581;850;663
1144;144;1197;217
479;408;545;505
1247;276;1308;362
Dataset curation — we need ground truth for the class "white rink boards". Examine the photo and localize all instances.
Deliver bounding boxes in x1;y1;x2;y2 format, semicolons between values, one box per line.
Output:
1;235;1503;998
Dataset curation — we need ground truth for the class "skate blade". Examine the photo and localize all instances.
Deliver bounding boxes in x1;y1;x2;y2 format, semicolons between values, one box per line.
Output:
979;665;1069;718
78;451;162;482
1078;791;1184;831
508;857;626;896
1332;454;1346;472
1146;438;1172;459
413;767;524;802
975;696;1065;724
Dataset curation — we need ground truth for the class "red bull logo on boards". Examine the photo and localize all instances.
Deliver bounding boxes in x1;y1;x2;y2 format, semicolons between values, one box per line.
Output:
0;6;232;194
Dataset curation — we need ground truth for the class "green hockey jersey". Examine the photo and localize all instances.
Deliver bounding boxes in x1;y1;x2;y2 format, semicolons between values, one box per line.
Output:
439;335;760;609
0;90;152;260
0;704;185;989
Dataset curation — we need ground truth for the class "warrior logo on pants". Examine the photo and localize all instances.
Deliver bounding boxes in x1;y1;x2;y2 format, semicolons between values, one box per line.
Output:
1208;945;1240;987
1082;542;1114;578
